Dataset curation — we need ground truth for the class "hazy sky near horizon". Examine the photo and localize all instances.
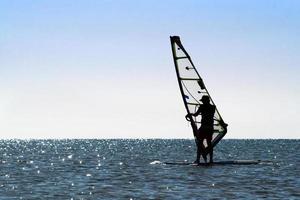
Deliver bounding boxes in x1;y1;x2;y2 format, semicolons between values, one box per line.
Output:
1;0;299;139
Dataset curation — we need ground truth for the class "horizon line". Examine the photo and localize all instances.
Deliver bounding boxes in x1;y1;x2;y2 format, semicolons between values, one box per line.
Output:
0;138;298;140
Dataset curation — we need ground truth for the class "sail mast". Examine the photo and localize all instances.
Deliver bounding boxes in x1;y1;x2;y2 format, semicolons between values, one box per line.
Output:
170;36;198;134
170;37;192;115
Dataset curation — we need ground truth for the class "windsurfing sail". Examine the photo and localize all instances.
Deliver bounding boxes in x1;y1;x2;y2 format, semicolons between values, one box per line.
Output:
170;36;228;152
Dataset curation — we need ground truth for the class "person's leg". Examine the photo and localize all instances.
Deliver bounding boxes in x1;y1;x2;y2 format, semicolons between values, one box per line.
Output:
194;137;204;164
200;140;207;163
195;129;207;164
194;138;200;164
207;135;213;163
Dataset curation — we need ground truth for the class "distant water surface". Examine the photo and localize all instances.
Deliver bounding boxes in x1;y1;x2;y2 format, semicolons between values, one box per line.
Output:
0;139;299;199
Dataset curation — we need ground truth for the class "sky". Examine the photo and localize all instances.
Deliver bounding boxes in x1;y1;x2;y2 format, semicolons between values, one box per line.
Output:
0;0;299;139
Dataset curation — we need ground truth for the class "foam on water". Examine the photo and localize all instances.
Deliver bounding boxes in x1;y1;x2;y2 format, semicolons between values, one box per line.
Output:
150;160;162;165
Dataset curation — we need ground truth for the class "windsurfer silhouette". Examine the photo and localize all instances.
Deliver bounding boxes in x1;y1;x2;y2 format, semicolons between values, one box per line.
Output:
186;95;216;164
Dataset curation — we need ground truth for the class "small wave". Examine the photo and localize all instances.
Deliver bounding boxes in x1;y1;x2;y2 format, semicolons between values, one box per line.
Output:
150;160;162;165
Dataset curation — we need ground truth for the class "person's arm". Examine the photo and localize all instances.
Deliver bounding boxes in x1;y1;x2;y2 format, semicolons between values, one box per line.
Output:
192;105;202;116
185;105;202;120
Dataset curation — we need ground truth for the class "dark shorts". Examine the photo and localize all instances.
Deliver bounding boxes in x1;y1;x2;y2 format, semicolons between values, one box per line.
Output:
196;126;213;141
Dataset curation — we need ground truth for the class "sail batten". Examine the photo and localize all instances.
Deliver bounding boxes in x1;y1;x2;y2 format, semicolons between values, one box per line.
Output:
170;36;227;150
180;78;201;80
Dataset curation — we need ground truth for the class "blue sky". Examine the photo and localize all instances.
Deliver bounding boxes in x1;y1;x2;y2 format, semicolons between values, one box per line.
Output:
0;0;299;138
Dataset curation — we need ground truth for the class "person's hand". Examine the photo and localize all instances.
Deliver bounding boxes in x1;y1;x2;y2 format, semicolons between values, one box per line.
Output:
185;113;192;121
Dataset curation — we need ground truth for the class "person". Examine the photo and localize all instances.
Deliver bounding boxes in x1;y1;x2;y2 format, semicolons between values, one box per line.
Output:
186;95;216;164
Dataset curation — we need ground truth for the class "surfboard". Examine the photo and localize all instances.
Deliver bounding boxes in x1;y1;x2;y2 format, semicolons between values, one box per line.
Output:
165;160;271;166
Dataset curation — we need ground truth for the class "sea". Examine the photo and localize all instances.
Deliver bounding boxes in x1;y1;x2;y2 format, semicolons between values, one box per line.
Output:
0;139;299;199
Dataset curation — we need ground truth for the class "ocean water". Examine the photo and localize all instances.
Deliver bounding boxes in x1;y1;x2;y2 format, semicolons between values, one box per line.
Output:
0;139;299;199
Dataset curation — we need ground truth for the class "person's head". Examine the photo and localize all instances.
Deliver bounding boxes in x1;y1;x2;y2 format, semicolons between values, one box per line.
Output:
200;95;210;104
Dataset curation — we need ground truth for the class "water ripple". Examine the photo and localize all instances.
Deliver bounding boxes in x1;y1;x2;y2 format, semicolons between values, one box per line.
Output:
0;139;298;199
